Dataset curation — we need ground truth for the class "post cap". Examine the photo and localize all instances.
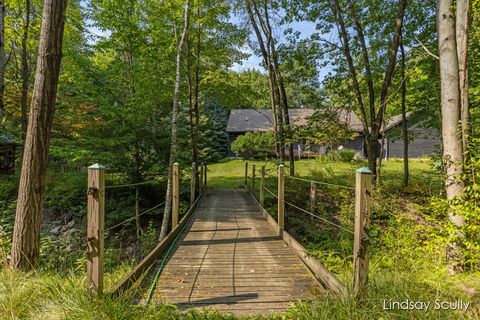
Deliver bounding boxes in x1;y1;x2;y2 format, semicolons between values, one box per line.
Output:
356;167;372;174
88;163;105;169
173;162;179;166
279;164;285;167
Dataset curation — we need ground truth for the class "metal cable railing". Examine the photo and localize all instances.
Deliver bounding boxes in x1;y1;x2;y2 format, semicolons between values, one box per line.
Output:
86;162;208;296
104;189;190;232
242;162;373;294
105;180;159;189
244;162;362;232
263;186;277;198
283;200;354;234
105;201;165;232
285;175;355;190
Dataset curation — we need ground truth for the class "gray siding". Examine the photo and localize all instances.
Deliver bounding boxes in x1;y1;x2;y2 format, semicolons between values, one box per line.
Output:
342;137;364;155
387;124;440;158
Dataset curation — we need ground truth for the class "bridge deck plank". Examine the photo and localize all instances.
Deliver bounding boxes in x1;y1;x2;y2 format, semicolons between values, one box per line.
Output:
147;189;322;316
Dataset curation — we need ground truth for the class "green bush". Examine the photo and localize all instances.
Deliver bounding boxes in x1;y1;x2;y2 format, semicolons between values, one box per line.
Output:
231;132;276;160
329;148;356;162
44;172;87;221
428;138;480;269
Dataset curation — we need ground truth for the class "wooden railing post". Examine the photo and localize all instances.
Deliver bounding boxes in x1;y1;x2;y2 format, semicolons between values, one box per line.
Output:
252;164;256;192
87;163;105;295
353;167;372;296
260;165;265;207
309;181;316;212
190;162;197;208
277;164;285;237
244;161;248;189
172;163;180;229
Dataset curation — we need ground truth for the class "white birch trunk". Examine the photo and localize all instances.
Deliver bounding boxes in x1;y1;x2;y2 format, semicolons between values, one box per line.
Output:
159;0;190;241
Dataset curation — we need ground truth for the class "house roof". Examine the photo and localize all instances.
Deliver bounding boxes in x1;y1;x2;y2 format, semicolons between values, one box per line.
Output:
226;108;411;134
226;109;315;132
0;131;21;145
385;112;413;131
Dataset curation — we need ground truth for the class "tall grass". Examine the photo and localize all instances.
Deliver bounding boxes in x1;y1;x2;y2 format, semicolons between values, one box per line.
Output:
1;266;478;319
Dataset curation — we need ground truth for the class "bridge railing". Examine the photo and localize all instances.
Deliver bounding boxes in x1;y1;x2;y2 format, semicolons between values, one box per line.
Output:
86;162;207;296
245;162;372;297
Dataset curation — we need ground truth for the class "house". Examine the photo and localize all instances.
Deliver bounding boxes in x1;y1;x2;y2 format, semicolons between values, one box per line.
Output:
0;131;21;175
226;108;440;159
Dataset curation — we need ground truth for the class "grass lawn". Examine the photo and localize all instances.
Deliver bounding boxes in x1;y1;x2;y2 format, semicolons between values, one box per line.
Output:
207;158;439;192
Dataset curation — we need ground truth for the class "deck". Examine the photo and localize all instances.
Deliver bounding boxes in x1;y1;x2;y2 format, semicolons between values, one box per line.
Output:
146;189;322;317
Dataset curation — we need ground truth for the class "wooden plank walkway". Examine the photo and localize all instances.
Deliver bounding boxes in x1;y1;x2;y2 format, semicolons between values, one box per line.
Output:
147;189;322;317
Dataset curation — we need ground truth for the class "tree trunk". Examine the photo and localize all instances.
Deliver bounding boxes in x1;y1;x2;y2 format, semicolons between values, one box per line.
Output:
245;0;285;162
193;14;201;193
438;0;465;201
400;38;409;187
456;0;469;153
159;0;190;241
134;147;143;239
366;138;377;179
186;38;198;164
347;0;375;124
21;0;32;143
259;0;294;174
10;0;68;270
0;0;5;126
438;0;465;273
377;121;387;185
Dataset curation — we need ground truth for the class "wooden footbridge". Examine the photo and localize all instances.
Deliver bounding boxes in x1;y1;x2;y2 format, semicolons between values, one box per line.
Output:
86;162;372;317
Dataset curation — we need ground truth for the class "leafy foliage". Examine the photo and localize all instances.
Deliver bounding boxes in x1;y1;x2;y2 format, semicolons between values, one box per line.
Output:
231;132;276;160
297;109;355;147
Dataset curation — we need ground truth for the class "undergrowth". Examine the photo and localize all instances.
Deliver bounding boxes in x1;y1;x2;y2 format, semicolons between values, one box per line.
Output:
1;160;480;319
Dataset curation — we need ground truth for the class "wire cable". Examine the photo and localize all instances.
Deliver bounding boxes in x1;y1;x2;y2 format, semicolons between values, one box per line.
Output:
106;180;159;189
284;200;354;235
285;175;355;190
263;186;278;198
105;202;165;232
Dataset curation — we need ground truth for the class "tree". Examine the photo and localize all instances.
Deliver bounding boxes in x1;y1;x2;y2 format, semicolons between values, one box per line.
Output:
457;0;469;153
159;0;191;241
244;0;284;163
244;0;296;175
400;37;409;187
231;131;276;160
437;0;467;272
20;0;32;142
333;0;407;181
0;0;4;127
10;0;68;270
298;109;354;148
438;0;465;201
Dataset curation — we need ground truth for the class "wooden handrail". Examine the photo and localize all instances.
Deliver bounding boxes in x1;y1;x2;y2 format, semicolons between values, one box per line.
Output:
250;165;372;297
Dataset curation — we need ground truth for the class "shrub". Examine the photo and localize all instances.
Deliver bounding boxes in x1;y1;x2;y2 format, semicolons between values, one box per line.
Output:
231;131;276;160
329;148;356;162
